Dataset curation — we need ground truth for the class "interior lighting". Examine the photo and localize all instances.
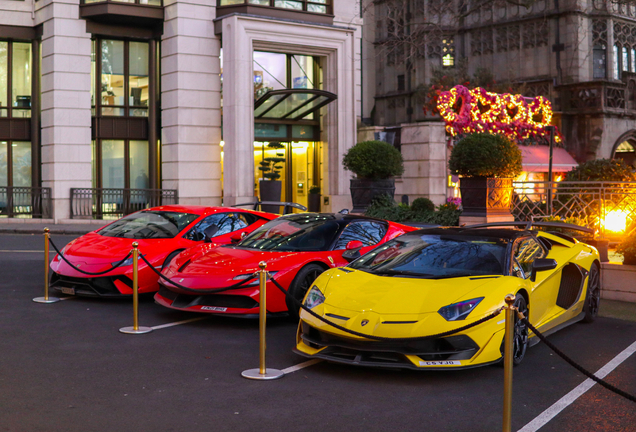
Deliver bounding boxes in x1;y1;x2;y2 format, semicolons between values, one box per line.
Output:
601;208;629;233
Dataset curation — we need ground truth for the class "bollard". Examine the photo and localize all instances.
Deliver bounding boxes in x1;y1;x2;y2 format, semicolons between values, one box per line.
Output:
33;228;60;304
241;261;284;380
119;242;152;335
502;294;516;432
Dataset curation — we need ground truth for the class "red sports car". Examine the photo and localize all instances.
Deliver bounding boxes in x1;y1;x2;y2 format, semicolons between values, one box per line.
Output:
154;213;416;318
49;205;279;297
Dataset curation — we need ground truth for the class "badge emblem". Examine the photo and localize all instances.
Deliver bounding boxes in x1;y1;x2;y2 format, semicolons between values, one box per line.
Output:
328;256;334;264
361;319;369;326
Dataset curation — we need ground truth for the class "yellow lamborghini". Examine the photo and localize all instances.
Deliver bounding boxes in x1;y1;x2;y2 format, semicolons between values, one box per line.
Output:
294;222;601;370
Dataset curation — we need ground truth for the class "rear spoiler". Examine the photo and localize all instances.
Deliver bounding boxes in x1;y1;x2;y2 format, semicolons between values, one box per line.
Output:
464;221;594;234
233;201;307;215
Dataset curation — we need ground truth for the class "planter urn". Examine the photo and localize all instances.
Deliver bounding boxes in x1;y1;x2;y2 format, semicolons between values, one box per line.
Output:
350;178;396;214
459;177;514;218
307;193;321;212
259;179;282;213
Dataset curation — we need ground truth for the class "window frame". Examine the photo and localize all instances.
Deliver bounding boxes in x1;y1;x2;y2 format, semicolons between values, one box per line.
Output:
0;40;33;119
511;236;546;279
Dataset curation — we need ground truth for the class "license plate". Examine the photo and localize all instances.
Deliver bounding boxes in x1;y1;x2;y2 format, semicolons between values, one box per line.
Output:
60;287;75;295
419;360;461;366
200;306;227;312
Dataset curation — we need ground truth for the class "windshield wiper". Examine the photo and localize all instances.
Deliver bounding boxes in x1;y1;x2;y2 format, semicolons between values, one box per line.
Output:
427;273;474;279
371;269;432;278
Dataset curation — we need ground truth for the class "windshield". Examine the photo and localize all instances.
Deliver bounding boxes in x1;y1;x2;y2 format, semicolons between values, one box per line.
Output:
237;214;342;252
349;234;508;278
99;211;200;239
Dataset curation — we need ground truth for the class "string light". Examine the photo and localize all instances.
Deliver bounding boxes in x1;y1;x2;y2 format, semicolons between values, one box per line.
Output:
436;85;560;142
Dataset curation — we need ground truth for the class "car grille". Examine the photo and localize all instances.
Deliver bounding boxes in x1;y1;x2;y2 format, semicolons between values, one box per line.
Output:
50;273;132;297
158;286;258;310
301;322;479;362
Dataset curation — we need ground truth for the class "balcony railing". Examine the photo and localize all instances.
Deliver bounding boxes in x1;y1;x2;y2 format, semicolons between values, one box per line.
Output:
70;188;178;220
557;81;632;114
512;181;636;239
0;187;52;219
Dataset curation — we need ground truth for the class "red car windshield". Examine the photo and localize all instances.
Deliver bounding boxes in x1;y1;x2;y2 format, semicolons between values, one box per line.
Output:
237;214;342;252
99;211;200;239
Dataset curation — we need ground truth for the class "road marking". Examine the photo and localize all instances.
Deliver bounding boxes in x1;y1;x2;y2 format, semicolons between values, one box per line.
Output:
282;359;323;374
0;250;55;253
518;340;636;432
150;316;210;330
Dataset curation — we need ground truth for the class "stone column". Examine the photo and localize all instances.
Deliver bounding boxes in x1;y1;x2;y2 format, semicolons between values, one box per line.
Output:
161;0;222;206
38;0;93;221
399;122;447;206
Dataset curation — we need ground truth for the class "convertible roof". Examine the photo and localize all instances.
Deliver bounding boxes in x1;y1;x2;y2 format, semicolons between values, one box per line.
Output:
412;227;531;240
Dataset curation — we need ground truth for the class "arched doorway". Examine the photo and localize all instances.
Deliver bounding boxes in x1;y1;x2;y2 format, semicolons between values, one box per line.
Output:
612;134;636;168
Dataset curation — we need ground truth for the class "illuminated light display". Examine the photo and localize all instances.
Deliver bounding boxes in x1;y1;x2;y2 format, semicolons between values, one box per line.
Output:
436;85;559;142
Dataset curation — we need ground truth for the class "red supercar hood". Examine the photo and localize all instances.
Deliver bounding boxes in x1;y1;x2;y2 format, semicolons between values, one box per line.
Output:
62;233;178;264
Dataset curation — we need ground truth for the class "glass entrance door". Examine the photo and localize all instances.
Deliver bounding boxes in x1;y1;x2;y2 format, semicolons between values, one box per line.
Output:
254;141;319;211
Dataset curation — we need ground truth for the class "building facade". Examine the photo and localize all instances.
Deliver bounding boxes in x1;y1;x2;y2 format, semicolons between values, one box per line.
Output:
0;0;362;220
365;0;636;168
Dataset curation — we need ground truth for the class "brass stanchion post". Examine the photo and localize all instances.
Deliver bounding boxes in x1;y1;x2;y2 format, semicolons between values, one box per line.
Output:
241;261;284;380
119;242;152;335
502;294;516;432
33;227;60;304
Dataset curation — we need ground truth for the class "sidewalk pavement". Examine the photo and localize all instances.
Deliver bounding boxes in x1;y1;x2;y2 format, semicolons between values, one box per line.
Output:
0;220;109;235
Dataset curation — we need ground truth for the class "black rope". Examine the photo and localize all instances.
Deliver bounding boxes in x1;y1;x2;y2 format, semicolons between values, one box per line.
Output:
523;318;636;403
268;275;502;341
49;238;132;276
140;253;257;294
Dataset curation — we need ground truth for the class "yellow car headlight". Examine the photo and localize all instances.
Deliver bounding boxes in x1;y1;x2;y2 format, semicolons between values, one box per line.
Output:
438;297;484;321
304;285;325;309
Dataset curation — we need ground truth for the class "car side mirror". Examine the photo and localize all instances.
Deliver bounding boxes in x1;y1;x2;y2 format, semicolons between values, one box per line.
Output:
531;258;557;282
203;225;219;243
231;231;247;244
346;240;363;250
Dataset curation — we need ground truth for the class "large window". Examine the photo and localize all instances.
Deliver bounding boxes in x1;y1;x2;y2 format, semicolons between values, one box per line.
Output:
0;41;32;118
0;141;31;187
93;39;149;117
92;139;149;189
219;0;330;14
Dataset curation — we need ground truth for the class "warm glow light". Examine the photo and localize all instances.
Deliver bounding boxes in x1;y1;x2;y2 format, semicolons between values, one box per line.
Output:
436;85;559;142
601;209;629;233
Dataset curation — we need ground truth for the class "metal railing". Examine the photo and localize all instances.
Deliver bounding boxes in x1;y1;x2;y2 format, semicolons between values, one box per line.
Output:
0;187;52;219
511;181;636;239
70;188;178;220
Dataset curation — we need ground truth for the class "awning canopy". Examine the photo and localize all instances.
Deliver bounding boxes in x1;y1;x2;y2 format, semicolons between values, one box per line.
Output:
519;145;578;173
254;89;337;120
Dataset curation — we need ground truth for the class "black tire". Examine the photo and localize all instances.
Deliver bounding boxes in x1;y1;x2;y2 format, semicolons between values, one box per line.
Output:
583;264;601;323
498;295;529;367
286;264;325;320
162;249;184;271
512;295;529;365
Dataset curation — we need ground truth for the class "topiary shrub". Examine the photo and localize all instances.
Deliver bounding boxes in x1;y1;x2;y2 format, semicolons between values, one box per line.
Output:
342;140;404;180
364;194;460;226
564;158;636;182
411;197;435;213
449;133;523;178
616;230;636;265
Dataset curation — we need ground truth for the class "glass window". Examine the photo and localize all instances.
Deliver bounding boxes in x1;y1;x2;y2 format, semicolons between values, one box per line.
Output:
12;43;31;118
623;46;629;71
253;51;287;99
184;213;252;241
129;41;149;116
130;140;149;189
101;40;125;115
613;44;620;79
632;48;636;72
308;3;327;13
0;141;7;187
102;140;125;189
0;42;8;117
275;0;303;9
291;55;314;90
249;0;269;4
333;221;387;250
513;237;545;278
12;142;31;187
593;45;606;79
99;211;200;239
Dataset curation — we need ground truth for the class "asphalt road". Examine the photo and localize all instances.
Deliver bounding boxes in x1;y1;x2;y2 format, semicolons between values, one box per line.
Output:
1;234;635;432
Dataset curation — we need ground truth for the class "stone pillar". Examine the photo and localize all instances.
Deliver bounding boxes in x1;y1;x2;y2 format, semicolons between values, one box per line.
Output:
161;0;222;206
39;0;93;221
399;122;447;206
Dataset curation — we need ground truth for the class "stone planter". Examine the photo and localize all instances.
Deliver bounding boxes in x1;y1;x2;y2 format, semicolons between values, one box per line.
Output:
259;179;282;213
350;178;396;214
459;177;514;218
308;193;321;212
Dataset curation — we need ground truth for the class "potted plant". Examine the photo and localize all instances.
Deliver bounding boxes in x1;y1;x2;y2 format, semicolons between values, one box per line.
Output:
342;140;404;213
258;142;286;213
616;230;636;265
308;185;321;212
448;133;522;218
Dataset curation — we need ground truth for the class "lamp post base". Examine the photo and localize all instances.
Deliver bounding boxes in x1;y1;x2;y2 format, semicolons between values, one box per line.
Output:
119;326;153;335
241;368;284;380
33;297;60;304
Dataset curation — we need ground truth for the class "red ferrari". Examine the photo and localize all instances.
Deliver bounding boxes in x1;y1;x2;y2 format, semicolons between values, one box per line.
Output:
154;213;416;318
49;205;279;297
